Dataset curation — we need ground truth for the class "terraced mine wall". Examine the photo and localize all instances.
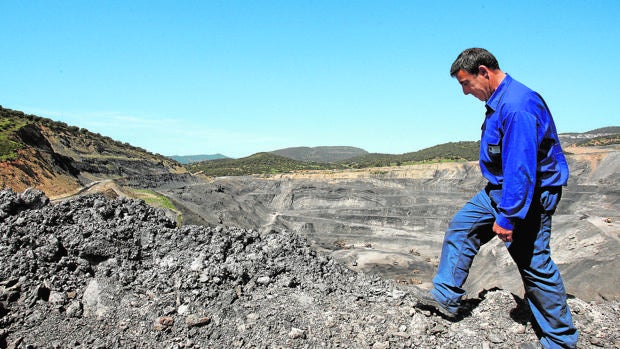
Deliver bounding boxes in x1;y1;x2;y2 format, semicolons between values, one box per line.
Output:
121;151;620;302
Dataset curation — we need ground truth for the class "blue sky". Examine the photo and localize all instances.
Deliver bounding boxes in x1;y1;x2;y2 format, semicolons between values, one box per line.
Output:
1;1;618;158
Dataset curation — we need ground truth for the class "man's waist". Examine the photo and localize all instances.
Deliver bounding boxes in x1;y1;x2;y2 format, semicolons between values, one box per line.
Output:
484;182;563;194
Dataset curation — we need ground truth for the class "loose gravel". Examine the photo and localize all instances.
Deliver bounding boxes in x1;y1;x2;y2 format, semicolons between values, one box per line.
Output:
1;189;618;348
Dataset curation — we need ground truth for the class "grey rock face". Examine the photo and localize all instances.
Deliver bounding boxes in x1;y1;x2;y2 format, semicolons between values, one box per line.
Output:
0;189;618;348
146;151;620;302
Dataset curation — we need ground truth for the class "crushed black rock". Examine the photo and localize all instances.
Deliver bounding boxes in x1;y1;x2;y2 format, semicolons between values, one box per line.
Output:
1;189;618;348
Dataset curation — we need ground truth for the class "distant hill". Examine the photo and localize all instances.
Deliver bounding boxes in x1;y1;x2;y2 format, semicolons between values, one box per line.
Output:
186;152;344;177
186;141;480;177
574;134;620;147
169;154;229;164
342;141;480;168
2;104;618;181
0;106;183;196
582;126;620;134
559;127;620;147
188;125;620;177
270;146;368;163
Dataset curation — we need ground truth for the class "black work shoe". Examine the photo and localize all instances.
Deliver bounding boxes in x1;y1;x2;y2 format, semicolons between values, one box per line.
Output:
410;286;457;318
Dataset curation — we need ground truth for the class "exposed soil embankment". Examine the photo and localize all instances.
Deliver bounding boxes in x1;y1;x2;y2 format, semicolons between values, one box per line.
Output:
1;116;184;198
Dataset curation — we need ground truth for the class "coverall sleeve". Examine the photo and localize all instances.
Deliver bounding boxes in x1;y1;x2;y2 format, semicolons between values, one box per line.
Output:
495;110;538;231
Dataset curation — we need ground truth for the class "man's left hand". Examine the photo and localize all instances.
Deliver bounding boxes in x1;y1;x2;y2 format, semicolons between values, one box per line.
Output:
493;222;513;242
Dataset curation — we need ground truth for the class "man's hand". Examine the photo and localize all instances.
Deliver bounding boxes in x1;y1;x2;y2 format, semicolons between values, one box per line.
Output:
493;222;513;242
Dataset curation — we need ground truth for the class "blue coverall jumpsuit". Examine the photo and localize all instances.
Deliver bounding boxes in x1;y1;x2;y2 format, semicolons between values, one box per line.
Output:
430;74;578;349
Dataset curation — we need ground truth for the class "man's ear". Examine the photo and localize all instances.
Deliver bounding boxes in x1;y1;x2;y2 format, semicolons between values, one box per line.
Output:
478;65;490;78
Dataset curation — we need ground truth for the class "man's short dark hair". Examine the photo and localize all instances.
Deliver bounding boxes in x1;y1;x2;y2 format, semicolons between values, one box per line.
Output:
450;48;500;77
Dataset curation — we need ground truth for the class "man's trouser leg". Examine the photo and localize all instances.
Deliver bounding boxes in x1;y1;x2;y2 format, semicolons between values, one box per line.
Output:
431;189;496;312
508;190;578;349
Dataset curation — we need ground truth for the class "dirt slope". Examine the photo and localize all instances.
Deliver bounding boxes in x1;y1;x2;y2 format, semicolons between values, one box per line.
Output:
1;109;184;198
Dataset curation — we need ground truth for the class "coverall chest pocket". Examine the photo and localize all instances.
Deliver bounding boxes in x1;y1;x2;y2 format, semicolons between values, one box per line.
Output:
480;117;503;173
484;134;502;172
488;143;501;159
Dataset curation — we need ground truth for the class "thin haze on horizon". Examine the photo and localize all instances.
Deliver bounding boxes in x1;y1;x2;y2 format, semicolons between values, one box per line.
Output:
1;1;618;158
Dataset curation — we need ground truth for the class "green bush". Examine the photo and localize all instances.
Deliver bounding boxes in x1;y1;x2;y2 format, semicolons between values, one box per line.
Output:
0;116;28;160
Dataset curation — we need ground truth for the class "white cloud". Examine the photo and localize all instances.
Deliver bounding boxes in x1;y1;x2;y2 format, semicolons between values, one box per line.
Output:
15;106;316;158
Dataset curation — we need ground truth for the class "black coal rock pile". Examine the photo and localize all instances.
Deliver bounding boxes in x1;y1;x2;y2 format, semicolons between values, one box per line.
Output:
1;189;618;349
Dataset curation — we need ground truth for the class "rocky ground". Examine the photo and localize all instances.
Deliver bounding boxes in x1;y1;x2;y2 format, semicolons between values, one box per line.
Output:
126;151;620;303
1;188;618;348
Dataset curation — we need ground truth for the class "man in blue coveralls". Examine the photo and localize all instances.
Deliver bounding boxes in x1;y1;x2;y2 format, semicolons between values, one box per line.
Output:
413;48;578;349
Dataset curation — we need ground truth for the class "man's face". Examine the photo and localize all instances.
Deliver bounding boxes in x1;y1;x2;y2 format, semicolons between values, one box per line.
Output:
455;69;491;102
